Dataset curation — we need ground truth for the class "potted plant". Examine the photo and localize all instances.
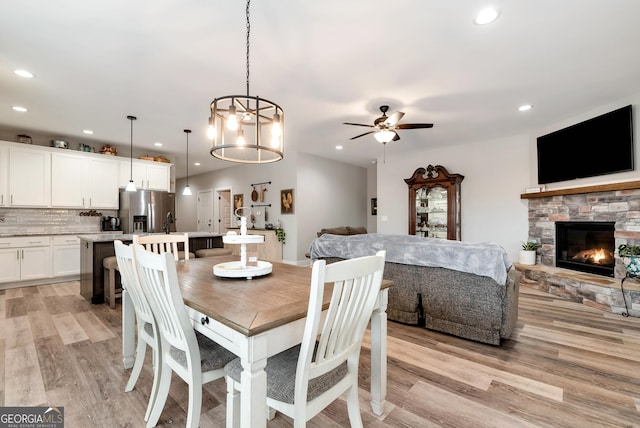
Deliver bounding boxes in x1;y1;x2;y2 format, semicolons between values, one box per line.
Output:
618;244;640;277
519;240;541;265
275;227;286;244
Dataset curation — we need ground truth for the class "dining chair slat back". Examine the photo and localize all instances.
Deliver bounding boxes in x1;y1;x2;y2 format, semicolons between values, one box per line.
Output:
133;233;191;261
224;250;386;428
113;240;161;422
133;244;235;428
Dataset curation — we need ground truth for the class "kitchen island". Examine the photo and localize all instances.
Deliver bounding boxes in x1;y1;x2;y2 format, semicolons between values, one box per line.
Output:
79;232;223;303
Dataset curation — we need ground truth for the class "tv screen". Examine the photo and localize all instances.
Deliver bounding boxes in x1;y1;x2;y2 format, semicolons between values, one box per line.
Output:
537;105;634;184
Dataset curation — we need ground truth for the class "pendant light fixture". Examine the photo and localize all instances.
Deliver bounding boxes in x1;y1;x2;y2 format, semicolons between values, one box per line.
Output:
182;129;192;196
208;0;284;164
125;115;137;192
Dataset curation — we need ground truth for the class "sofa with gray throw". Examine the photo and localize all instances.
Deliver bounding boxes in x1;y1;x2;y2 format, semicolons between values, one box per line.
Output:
308;233;520;345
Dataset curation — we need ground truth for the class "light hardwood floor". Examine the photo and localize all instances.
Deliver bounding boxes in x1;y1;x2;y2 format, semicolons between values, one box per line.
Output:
1;282;640;427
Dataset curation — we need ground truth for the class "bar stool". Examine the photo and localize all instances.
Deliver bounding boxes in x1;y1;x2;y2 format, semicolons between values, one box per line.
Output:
103;256;122;309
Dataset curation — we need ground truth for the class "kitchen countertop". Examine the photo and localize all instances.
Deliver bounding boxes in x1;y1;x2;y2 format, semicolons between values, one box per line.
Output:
79;231;223;243
0;231;119;238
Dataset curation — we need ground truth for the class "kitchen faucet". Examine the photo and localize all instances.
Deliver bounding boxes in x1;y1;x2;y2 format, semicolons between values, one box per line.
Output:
164;212;174;234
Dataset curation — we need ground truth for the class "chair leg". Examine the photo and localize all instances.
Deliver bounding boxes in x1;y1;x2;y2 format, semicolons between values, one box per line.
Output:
125;330;147;392
226;378;240;428
186;376;203;428
345;383;364;428
145;343;161;422
146;360;172;428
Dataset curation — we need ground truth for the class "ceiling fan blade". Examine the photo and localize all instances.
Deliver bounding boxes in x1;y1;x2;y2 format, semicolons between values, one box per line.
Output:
392;132;400;141
343;122;375;128
395;123;434;129
349;130;375;140
384;111;405;127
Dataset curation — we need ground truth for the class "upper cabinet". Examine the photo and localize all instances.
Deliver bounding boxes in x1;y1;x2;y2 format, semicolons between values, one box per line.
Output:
0;140;169;209
51;152;119;209
405;164;464;240
119;159;171;191
8;145;51;207
0;146;7;206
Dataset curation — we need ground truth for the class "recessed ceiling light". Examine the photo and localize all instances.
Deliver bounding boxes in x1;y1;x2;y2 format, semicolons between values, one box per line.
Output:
474;8;500;25
336;145;343;150
194;162;201;166
518;104;533;112
82;129;94;135
154;142;163;147
14;69;34;78
12;106;27;112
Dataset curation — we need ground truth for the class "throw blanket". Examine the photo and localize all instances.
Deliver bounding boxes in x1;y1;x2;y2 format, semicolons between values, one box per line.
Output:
309;233;511;285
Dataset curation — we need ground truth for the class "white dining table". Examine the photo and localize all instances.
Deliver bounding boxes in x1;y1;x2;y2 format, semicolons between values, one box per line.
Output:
121;256;390;428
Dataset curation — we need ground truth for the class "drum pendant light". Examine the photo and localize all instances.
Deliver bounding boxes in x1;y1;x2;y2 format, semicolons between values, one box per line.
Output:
125;115;137;192
182;129;192;196
208;0;284;164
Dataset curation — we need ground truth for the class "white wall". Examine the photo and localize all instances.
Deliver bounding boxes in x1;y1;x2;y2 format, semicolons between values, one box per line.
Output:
175;152;298;262
176;151;367;265
297;153;367;262
376;134;530;261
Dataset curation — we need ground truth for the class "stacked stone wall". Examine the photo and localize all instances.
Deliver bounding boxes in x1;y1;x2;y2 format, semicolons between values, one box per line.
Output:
527;189;640;278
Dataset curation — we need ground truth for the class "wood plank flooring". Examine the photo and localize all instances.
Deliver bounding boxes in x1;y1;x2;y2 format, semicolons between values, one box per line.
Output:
1;282;640;427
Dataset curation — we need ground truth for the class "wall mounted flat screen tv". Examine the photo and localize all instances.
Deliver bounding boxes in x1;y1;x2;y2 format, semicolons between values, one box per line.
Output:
537;105;634;184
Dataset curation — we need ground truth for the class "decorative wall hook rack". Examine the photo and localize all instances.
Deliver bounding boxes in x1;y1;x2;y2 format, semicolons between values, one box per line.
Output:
250;203;271;207
250;180;271;186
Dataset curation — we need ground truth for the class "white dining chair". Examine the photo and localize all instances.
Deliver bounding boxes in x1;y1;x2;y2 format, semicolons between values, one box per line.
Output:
224;250;386;428
133;244;237;428
113;240;160;422
133;233;195;261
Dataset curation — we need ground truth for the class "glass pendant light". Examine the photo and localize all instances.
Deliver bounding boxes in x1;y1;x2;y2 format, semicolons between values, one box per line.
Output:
183;129;192;196
125;115;137;192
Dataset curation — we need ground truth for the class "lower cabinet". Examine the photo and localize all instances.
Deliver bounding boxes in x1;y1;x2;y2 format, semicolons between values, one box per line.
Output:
0;235;84;285
52;236;81;276
0;236;51;283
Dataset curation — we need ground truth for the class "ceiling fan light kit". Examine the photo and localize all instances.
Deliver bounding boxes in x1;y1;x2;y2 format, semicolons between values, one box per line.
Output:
209;0;284;164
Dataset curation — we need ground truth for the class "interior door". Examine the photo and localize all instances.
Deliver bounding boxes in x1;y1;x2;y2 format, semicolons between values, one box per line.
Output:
216;189;231;234
197;190;214;232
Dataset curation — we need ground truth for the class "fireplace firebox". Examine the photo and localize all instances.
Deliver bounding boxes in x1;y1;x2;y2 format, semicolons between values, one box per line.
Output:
555;221;615;277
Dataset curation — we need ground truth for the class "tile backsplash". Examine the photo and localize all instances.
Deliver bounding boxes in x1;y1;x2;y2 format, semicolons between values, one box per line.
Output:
0;208;117;236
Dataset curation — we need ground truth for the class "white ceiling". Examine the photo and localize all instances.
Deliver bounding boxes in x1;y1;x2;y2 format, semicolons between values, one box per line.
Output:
2;0;640;179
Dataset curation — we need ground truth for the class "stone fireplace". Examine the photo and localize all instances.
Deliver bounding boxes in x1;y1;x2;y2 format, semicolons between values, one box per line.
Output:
519;182;640;317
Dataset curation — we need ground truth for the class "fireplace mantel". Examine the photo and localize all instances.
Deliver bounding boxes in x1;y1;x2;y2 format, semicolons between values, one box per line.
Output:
520;180;640;199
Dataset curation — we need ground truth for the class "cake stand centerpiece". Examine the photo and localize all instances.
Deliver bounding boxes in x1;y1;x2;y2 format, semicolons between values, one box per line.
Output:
213;207;272;279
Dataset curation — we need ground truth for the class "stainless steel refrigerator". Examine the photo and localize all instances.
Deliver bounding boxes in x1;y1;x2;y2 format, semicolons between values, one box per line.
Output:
118;190;176;234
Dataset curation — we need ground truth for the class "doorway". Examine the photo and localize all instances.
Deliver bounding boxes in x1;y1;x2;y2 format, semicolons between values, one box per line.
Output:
216;188;232;234
197;190;214;232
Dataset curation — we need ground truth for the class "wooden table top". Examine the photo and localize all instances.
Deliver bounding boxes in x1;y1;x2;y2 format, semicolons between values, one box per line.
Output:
175;256;391;337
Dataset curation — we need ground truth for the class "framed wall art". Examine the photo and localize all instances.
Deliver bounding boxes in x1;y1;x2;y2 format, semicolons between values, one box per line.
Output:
371;198;377;215
233;194;244;214
280;188;294;214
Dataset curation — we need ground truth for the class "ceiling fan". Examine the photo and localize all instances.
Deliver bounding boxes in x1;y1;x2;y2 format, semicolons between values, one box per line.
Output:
344;105;434;144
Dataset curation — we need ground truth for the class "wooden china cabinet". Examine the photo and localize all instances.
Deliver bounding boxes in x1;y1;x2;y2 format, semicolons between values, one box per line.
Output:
404;164;464;240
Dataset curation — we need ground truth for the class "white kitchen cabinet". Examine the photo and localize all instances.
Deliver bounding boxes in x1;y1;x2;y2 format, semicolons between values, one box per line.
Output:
51;152;84;207
84;157;119;208
0;247;21;282
51;152;119;209
0;146;7;206
52;235;81;276
8;146;51;207
0;236;51;283
119;159;171;191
